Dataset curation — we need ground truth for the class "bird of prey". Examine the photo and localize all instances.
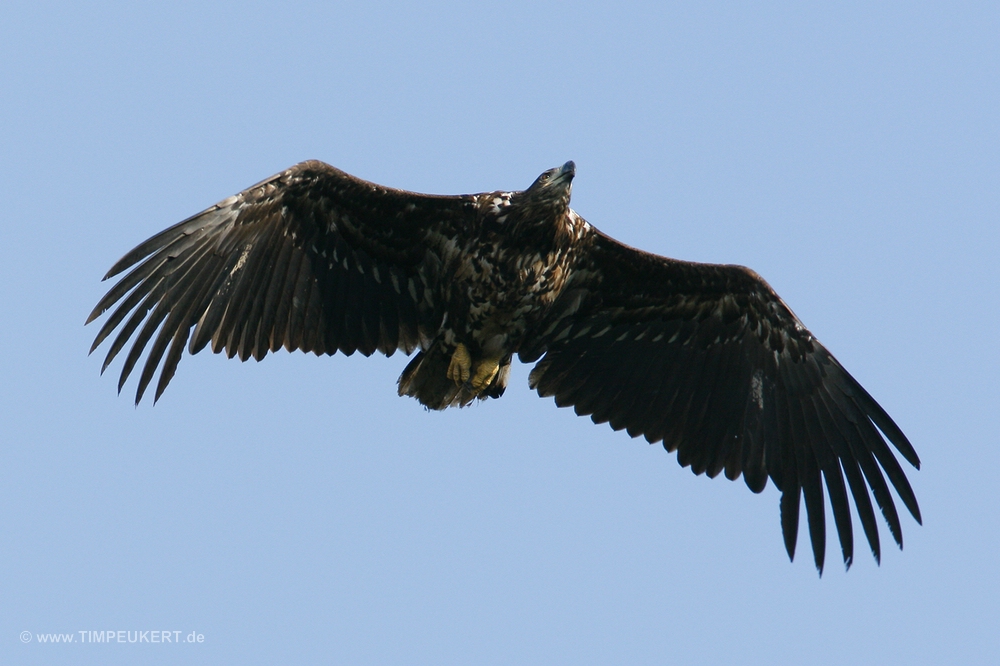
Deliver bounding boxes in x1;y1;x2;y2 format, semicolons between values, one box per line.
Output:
87;160;920;573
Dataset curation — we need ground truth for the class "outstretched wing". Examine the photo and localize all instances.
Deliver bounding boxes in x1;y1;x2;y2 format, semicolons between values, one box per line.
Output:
520;224;921;573
88;160;475;404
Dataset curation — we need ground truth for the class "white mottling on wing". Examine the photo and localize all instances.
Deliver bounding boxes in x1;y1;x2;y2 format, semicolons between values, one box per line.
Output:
751;371;764;410
488;192;514;217
231;244;252;275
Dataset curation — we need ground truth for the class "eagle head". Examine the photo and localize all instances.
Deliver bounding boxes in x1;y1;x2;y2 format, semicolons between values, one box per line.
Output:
512;160;575;232
525;161;575;205
504;161;576;246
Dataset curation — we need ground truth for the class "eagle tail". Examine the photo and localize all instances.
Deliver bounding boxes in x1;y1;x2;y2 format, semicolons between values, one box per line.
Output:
397;347;461;410
397;345;510;409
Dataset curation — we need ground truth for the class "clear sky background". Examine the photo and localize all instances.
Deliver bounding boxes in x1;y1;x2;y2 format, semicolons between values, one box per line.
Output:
2;2;997;664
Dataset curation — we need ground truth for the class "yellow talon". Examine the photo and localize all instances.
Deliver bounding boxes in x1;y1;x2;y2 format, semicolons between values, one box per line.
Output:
447;343;471;384
470;357;501;390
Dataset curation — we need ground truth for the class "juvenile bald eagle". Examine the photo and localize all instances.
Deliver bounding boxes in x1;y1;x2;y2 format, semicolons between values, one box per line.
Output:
87;160;920;573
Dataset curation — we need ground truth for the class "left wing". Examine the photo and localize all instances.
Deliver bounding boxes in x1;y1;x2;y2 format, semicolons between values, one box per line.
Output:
519;225;921;573
87;161;477;404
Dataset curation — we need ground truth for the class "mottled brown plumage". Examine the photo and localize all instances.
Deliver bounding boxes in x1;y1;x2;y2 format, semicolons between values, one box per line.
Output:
87;160;921;573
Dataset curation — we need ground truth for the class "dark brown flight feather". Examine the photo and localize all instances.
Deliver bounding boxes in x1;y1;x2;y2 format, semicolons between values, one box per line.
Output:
88;160;921;573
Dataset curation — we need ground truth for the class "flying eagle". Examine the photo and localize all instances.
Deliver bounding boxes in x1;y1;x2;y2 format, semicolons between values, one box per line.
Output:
87;160;920;573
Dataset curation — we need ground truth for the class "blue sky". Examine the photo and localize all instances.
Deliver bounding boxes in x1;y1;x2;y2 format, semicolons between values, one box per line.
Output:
2;1;998;664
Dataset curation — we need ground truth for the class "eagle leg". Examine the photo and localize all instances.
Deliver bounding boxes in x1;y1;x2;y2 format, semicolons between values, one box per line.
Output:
470;355;502;391
447;343;472;383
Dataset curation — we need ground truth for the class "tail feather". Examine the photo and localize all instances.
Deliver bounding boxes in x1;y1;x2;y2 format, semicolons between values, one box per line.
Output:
397;345;510;409
398;348;460;409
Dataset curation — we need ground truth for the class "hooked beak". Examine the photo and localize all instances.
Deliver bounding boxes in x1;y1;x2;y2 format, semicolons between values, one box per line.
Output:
554;161;576;184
